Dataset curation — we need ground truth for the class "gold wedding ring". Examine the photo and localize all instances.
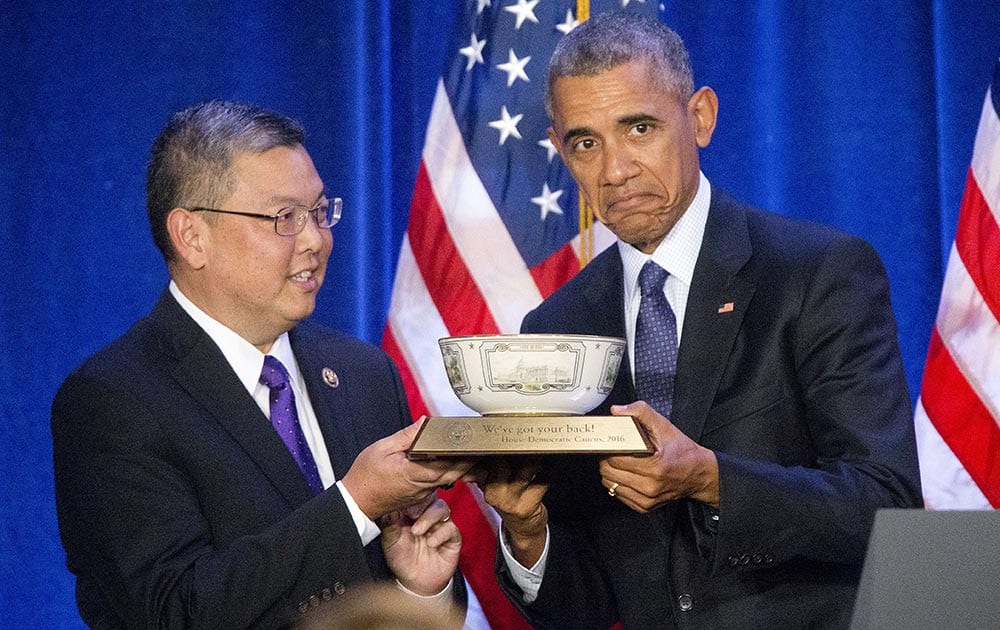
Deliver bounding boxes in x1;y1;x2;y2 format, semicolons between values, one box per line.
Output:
608;482;619;497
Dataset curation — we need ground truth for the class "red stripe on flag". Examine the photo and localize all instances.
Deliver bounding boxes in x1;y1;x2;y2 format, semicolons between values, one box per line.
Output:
920;328;1000;507
954;168;1000;324
408;162;501;336
530;241;581;299
440;482;532;630
381;326;431;421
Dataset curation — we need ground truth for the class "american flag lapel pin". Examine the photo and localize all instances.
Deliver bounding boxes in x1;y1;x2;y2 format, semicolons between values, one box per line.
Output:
717;301;735;314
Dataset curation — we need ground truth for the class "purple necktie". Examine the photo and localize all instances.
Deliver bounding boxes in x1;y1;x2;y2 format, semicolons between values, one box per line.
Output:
634;261;678;417
259;355;324;495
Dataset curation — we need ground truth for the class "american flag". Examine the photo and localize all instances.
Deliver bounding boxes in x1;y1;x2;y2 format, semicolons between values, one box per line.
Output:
382;1;660;626
914;59;1000;510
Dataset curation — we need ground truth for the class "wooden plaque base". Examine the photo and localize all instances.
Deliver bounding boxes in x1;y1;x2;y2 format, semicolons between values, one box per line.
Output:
407;415;653;459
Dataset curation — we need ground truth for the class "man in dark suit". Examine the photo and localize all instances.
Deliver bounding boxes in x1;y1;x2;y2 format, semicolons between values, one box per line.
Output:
478;13;922;629
52;100;473;629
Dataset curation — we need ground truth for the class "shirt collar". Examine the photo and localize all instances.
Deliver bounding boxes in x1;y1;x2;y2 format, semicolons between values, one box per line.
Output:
168;281;299;393
618;171;712;299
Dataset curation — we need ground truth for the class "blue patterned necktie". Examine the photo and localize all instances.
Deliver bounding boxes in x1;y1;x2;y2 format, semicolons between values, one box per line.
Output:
634;261;679;417
259;355;324;495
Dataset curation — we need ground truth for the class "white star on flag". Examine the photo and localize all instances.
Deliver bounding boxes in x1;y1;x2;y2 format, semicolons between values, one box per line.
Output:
489;106;524;145
556;9;579;34
497;49;531;87
538;137;558;163
504;0;540;30
477;0;492;15
459;33;487;71
621;0;646;7
532;183;564;220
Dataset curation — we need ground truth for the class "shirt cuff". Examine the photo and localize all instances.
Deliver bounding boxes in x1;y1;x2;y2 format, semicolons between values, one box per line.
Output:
394;578;459;624
498;524;549;604
394;576;454;602
336;480;381;546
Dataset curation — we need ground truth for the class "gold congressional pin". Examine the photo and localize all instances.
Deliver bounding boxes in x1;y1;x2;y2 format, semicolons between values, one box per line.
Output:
322;368;339;388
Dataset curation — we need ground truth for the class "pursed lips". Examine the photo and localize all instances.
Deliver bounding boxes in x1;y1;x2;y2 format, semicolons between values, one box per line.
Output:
605;191;659;214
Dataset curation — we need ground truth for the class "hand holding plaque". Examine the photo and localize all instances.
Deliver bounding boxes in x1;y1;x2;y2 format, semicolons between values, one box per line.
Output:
408;334;653;458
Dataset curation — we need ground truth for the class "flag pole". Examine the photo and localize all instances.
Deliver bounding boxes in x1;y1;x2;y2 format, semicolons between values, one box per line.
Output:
576;0;594;268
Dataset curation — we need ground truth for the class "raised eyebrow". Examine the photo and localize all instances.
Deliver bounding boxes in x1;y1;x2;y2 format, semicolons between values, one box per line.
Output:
561;126;595;146
561;114;660;145
618;113;661;128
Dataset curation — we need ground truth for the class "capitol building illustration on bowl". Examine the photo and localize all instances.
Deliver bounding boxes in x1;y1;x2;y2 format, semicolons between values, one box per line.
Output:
502;358;573;391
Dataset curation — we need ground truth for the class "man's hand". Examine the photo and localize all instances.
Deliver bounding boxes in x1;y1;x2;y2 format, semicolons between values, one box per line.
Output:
601;401;720;512
340;419;475;521
382;498;461;596
475;458;549;568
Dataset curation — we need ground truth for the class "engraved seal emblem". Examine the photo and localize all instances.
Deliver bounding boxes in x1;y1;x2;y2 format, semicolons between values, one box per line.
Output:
446;422;473;445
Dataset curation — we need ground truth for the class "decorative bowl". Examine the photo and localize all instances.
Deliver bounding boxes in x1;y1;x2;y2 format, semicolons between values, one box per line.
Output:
437;334;626;416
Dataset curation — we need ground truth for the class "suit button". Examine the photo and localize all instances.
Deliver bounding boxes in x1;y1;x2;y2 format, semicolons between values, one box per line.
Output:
321;588;333;601
728;554;739;567
334;581;346;595
308;595;320;608
297;601;309;614
764;554;774;564
678;593;694;611
752;554;763;565
739;554;750;565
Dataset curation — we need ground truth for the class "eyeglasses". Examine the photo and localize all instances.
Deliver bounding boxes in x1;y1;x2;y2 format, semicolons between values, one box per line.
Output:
189;197;342;236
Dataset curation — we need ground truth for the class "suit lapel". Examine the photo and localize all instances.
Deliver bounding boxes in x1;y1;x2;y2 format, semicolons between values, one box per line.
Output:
583;250;637;405
150;291;314;506
582;249;628;338
671;190;756;441
291;328;360;479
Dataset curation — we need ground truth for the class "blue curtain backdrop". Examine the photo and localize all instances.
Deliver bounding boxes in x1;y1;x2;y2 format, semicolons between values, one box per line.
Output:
1;1;997;627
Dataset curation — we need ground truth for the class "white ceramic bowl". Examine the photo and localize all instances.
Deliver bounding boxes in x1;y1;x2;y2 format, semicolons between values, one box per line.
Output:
438;334;626;416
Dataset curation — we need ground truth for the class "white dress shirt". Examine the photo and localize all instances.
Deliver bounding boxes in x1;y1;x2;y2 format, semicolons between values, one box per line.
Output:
169;283;472;616
168;281;380;545
501;173;713;602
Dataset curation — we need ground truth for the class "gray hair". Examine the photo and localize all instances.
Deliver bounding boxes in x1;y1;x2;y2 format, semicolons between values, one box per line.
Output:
546;12;694;118
146;100;306;262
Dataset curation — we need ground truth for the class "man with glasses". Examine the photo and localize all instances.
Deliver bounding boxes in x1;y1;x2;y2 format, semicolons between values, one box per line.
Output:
52;100;475;629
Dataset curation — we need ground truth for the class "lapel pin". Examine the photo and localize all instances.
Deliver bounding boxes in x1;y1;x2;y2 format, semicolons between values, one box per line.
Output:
717;302;735;314
322;367;340;388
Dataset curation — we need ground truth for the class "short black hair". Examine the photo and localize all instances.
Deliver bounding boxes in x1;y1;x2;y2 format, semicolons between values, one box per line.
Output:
546;12;694;118
146;100;305;261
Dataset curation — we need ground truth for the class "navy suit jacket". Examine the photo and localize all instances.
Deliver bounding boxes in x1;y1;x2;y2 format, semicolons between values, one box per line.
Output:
52;290;413;629
499;189;922;629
